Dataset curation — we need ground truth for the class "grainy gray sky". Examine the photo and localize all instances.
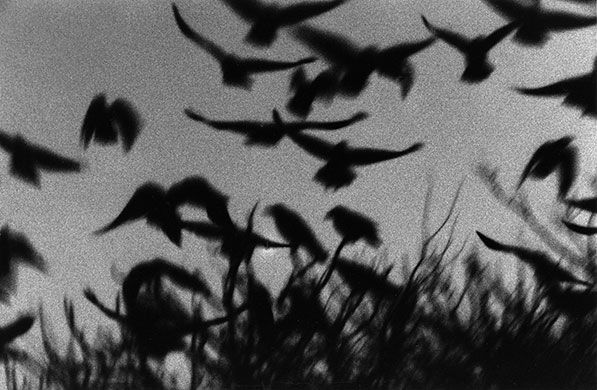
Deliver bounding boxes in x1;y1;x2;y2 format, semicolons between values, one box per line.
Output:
0;0;595;367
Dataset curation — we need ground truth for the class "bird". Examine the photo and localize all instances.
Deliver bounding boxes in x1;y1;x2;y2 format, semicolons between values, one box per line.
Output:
287;131;423;190
561;220;597;236
0;130;83;187
325;205;381;246
565;196;597;213
481;0;596;46
172;4;316;89
263;203;328;263
292;24;435;97
517;136;577;199
544;284;596;318
221;0;348;47
421;16;518;82
0;315;35;348
287;67;341;118
0;226;47;303
333;257;401;297
95;176;233;246
515;58;596;117
476;231;592;286
184;107;367;147
80;94;143;152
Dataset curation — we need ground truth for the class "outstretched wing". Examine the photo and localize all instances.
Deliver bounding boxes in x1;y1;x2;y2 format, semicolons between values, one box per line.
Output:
565;196;597;213
380;37;436;62
30;143;83;173
185;107;268;133
481;0;525;20
80;94;107;149
292;24;362;66
0;315;35;346
220;0;266;21
109;98;143;152
421;16;470;52
280;0;346;25
517;136;575;189
293;111;368;131
562;220;597;236
241;56;316;73
287;131;336;161
515;74;588;97
481;21;519;50
172;4;227;60
0;226;47;273
539;9;596;30
346;142;424;166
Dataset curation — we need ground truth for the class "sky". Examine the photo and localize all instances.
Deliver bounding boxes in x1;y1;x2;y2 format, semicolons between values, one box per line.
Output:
0;0;595;373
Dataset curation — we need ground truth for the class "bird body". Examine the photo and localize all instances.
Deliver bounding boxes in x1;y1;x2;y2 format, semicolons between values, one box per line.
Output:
325;205;381;246
0;130;83;187
173;4;315;89
287;67;341;117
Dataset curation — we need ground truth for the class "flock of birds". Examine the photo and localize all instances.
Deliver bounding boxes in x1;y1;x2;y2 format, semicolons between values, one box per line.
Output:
0;0;595;366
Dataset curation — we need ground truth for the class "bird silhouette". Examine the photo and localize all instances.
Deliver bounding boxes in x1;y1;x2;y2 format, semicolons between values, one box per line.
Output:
95;176;233;246
515;58;596;117
482;0;596;46
287;131;423;190
0;315;35;348
0;226;47;303
517;136;577;199
325;205;381;246
421;16;518;82
263;203;328;263
221;0;347;46
565;196;597;213
545;284;596;317
333;257;401;297
0;130;83;187
292;24;435;97
184;107;367;147
562;220;597;236
287;67;341;118
172;4;316;89
476;231;592;286
80;94;143;152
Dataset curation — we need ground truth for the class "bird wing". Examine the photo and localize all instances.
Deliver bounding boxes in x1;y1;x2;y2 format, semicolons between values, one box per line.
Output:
481;21;519;50
2;227;47;273
0;315;34;346
279;0;346;25
287;131;336;161
293;111;368;131
515;74;588;96
292;24;362;65
109;98;142;152
481;0;524;20
29;143;82;172
80;94;107;149
539;9;596;30
421;16;470;52
220;0;266;21
565;196;597;213
517;136;575;188
556;145;577;199
172;4;227;60
562;220;597;236
185;107;269;133
241;56;316;73
380;37;436;61
346;142;424;166
251;233;292;248
95;184;159;234
0;129;14;153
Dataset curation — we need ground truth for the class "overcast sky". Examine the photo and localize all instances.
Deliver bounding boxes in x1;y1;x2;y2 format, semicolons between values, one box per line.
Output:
0;0;595;365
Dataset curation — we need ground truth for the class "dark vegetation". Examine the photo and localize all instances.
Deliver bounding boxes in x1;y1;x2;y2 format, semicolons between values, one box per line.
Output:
0;0;595;389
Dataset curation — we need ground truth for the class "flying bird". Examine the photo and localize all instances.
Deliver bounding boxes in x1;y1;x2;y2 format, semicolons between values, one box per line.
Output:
562;220;597;236
287;131;423;190
172;4;316;89
0;226;47;303
287;67;341;118
325;205;381;246
421;16;518;82
565;196;597;213
481;0;596;46
517;136;577;199
515;58;596;117
0;130;83;187
80;94;143;152
0;315;35;348
95;176;233;246
184;107;367;147
292;24;435;97
476;231;591;286
221;0;347;46
263;203;328;263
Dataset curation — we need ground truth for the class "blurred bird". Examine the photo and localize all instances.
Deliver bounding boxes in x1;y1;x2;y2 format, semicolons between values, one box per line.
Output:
246;275;275;341
565;196;597;213
482;0;596;46
545;284;596;317
0;130;83;187
0;315;35;348
421;16;518;82
80;94;143;152
334;257;401;297
0;226;47;303
562;220;597;236
515;58;596;117
263;203;328;263
287;131;423;190
325;205;381;246
221;0;347;46
184;107;367;147
292;24;435;97
172;4;315;89
95;176;233;246
517;136;577;199
476;231;592;286
287;67;341;118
